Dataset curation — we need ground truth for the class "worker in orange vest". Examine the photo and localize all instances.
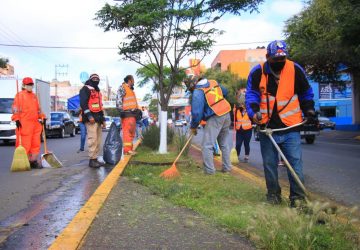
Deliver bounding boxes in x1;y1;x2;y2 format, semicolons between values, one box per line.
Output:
246;40;316;207
116;75;142;155
11;77;45;169
234;104;253;163
187;76;231;174
80;73;106;168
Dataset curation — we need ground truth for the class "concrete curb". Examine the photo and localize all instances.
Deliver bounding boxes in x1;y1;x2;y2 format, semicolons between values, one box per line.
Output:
48;140;141;250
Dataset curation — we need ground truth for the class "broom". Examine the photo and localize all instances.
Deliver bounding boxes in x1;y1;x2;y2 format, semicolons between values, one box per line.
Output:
230;106;239;164
11;79;31;172
160;134;194;179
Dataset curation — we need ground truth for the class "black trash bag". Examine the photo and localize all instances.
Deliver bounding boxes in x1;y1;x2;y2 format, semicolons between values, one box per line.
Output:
103;122;122;165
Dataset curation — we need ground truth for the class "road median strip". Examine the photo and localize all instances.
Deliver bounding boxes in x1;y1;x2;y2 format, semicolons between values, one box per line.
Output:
48;140;141;250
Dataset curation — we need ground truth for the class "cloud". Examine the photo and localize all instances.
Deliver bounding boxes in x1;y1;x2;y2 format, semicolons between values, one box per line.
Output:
269;0;304;17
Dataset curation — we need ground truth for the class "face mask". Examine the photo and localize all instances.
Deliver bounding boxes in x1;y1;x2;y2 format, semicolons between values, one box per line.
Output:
24;85;33;92
270;61;286;72
90;80;99;85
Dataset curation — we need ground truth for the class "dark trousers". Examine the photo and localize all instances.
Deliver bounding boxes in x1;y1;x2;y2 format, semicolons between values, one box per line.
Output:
236;129;252;156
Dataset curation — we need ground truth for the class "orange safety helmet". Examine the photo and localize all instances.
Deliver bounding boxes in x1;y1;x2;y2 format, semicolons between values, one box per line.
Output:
22;77;34;85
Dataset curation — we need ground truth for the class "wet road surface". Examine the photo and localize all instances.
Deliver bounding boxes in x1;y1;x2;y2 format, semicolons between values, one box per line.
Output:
0;131;117;249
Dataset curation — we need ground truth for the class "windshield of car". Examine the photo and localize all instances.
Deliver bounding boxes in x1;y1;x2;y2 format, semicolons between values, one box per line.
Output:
51;113;64;121
319;117;330;121
0;98;14;114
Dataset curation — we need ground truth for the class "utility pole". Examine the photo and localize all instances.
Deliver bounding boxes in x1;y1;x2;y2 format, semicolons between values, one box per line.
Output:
54;64;69;111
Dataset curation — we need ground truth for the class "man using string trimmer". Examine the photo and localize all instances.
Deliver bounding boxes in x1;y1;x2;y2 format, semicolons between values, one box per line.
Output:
245;40;317;207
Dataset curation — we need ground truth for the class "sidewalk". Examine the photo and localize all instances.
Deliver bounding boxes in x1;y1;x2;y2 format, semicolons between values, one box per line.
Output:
80;177;254;250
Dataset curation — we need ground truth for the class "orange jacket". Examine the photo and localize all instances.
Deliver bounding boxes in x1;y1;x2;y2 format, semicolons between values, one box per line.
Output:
259;59;302;126
86;85;103;113
200;80;231;116
11;90;44;122
235;109;252;130
122;83;138;110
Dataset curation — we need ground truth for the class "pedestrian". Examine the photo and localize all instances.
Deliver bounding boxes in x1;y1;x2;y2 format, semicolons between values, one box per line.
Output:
234;104;252;163
79;73;106;168
141;106;149;132
11;77;45;169
245;40;317;206
77;108;87;153
187;76;232;174
116;75;141;155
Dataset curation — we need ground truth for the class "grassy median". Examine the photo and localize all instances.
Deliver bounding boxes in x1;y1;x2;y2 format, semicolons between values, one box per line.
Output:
123;146;359;250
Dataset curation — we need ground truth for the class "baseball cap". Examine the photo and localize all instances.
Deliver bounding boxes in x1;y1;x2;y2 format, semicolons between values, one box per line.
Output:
267;40;288;58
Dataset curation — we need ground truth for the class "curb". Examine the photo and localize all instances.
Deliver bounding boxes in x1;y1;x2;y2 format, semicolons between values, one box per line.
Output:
48;140;141;250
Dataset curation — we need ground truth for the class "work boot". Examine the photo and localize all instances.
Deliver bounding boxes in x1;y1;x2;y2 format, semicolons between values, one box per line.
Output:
89;159;101;168
266;194;282;205
96;159;105;166
30;161;43;169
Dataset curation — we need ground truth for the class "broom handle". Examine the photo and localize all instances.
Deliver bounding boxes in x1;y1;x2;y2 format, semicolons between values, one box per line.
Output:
15;78;23;146
233;106;236;147
42;122;48;154
173;134;194;165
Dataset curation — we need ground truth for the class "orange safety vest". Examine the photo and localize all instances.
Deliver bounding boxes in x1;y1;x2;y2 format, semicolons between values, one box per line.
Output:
86;85;103;113
259;60;302;126
200;80;231;116
235;109;252;130
11;90;43;122
122;83;138;110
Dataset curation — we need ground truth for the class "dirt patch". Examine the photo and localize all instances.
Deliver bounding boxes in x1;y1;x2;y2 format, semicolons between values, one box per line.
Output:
81;177;254;249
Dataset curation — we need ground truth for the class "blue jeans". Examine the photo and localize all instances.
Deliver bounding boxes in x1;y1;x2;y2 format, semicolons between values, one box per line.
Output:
259;131;305;200
79;122;87;151
236;129;252;156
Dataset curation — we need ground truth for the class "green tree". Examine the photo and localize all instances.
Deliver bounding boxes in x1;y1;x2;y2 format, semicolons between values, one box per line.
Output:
96;0;263;153
0;58;9;69
284;0;360;124
204;68;247;106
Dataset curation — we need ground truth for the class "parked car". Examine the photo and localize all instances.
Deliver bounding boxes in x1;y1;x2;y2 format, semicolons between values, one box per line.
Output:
72;115;80;134
318;116;336;130
112;117;122;131
181;119;187;126
104;116;112;130
175;120;183;127
46;112;76;138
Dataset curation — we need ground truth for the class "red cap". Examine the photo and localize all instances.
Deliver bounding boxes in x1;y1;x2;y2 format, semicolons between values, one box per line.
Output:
22;77;34;85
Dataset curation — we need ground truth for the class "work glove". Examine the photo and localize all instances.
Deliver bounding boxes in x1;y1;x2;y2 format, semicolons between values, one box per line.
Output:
190;127;198;136
88;115;95;124
15;120;21;129
305;109;318;125
252;112;262;125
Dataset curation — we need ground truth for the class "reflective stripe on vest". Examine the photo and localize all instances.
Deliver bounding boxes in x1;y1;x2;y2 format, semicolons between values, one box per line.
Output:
259;60;302;126
122;83;138;110
235;109;252;130
86;85;103;113
200;80;231;116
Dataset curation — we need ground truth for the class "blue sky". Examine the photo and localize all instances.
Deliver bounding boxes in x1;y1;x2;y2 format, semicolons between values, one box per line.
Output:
0;0;305;99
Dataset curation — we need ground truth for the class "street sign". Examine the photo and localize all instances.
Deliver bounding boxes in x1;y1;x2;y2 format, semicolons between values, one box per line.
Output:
80;71;89;84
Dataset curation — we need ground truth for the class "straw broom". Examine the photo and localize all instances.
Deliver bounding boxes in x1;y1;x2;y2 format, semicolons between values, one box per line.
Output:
230;106;239;164
10;129;31;172
160;134;194;179
11;78;31;172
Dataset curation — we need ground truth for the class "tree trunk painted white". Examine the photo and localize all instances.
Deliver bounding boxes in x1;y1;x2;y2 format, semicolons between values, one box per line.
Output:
159;110;168;154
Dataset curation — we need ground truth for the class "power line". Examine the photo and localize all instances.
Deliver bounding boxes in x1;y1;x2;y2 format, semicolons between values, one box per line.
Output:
0;40;271;50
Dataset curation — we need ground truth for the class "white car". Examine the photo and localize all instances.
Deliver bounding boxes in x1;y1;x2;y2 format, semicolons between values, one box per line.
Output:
104;116;113;129
175;120;183;127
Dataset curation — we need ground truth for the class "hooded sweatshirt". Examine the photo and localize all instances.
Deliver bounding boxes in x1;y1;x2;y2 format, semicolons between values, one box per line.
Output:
79;80;105;123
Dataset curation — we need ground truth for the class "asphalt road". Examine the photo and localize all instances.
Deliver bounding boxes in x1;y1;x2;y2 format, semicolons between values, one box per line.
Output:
192;127;360;207
0;131;113;249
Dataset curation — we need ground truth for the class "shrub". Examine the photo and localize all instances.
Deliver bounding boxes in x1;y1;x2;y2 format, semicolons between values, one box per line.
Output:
173;129;190;156
142;125;160;150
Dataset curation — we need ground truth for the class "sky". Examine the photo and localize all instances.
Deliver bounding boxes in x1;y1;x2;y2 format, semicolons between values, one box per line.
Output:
0;0;305;99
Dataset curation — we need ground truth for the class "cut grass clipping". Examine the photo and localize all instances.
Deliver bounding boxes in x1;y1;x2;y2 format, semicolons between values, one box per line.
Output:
125;146;360;250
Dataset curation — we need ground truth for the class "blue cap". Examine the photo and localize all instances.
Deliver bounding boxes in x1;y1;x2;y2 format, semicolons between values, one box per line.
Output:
267;40;288;58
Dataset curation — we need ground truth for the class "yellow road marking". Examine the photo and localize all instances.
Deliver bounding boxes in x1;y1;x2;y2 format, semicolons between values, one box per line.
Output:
49;140;141;250
190;144;290;198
